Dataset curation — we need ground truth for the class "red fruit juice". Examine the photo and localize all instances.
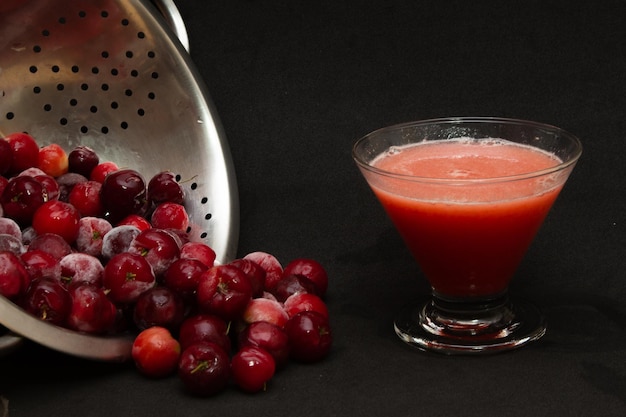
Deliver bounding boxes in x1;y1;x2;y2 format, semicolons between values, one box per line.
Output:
369;139;565;300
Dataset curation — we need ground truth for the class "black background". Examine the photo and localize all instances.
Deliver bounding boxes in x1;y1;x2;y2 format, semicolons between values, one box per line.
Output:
3;0;626;416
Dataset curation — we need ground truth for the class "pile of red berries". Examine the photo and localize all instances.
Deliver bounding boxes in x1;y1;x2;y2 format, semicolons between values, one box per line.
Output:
0;132;333;395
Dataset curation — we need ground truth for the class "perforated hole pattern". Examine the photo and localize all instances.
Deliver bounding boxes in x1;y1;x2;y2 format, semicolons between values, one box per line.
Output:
6;12;159;135
0;1;229;247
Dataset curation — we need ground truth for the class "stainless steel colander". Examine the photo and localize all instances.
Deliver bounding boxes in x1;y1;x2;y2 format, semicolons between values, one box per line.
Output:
0;0;238;361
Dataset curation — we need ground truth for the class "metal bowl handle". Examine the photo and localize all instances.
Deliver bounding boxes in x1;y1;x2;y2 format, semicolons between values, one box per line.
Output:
151;0;190;53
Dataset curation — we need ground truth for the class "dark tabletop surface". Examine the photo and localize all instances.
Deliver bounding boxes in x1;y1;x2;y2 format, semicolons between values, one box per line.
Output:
2;0;626;416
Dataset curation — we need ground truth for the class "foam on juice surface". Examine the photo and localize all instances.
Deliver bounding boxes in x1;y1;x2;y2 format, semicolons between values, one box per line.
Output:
369;138;565;204
374;138;561;180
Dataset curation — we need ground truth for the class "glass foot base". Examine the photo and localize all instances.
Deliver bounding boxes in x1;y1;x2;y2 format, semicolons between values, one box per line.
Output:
394;297;546;354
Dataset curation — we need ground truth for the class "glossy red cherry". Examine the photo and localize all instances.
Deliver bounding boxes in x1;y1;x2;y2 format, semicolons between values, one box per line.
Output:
163;257;208;300
178;313;231;353
5;132;39;175
132;326;181;378
132;286;185;331
272;273;320;302
151;202;189;231
68;180;103;217
0;175;47;226
100;168;147;223
117;214;151;231
66;283;117;334
24;277;71;325
196;264;253;321
231;346;276;393
282;258;329;297
238;321;290;368
147;171;184;205
32;200;81;244
90;161;118;183
37;143;69;177
68;146;99;178
20;250;61;281
284;311;332;363
34;174;60;201
178;342;230;397
102;252;156;304
283;292;329;319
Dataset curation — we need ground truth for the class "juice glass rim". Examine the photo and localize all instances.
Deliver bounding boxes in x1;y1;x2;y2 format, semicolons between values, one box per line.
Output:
353;117;583;185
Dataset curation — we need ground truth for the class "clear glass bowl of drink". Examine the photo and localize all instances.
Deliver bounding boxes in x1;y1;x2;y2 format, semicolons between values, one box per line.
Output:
353;117;582;354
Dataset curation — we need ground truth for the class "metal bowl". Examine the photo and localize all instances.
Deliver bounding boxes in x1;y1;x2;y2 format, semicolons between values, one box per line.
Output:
0;326;23;358
0;0;238;361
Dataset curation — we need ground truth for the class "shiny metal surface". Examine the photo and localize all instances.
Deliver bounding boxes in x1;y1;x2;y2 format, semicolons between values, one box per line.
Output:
0;0;238;361
0;299;132;362
0;328;23;358
151;0;190;52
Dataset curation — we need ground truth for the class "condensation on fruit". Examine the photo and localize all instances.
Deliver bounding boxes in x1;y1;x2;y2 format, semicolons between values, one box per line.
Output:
0;133;333;396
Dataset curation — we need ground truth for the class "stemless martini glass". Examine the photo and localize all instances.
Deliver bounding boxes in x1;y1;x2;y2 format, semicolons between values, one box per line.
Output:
353;117;582;354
